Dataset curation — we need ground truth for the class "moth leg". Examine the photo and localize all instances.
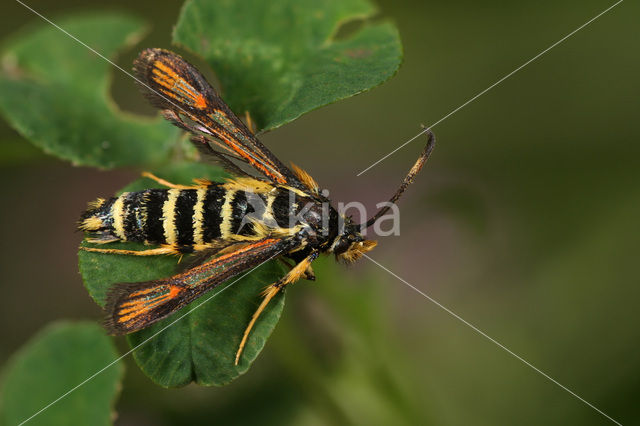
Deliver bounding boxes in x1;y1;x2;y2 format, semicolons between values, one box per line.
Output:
244;111;256;135
235;252;318;365
141;172;197;190
278;257;315;281
303;264;316;281
277;257;294;269
80;245;180;256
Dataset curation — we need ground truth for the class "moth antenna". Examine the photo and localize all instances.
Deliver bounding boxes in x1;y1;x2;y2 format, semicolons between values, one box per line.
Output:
360;127;435;229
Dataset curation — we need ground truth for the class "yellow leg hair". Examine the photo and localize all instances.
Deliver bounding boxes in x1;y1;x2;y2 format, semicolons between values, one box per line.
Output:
277;258;316;281
80;246;179;256
244;111;255;134
234;284;281;365
304;264;316;281
234;253;317;365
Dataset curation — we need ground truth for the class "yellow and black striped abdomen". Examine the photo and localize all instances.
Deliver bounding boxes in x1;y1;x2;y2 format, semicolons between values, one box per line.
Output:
79;184;304;252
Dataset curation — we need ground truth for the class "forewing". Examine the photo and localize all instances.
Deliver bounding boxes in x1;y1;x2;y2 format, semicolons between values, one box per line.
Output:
134;48;298;185
104;237;295;334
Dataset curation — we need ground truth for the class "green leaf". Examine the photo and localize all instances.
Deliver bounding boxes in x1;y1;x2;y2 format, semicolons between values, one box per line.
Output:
173;0;402;131
0;321;123;426
78;163;287;387
0;13;179;168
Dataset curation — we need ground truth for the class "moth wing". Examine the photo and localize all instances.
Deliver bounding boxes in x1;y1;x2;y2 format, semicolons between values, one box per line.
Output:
104;237;294;334
134;48;303;187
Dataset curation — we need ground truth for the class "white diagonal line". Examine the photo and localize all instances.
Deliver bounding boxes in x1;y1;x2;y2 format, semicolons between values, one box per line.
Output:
356;0;624;176
362;253;622;425
14;0;195;122
18;258;273;425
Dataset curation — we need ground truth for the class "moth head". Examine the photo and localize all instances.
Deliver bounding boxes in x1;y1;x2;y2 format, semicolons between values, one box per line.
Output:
333;223;377;264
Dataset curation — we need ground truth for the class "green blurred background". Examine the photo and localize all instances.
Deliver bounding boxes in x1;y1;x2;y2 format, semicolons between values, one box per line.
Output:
1;0;638;424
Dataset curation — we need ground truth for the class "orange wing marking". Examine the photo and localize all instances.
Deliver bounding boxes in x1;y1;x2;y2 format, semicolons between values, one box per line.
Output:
152;62;208;110
196;113;287;184
117;285;183;323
